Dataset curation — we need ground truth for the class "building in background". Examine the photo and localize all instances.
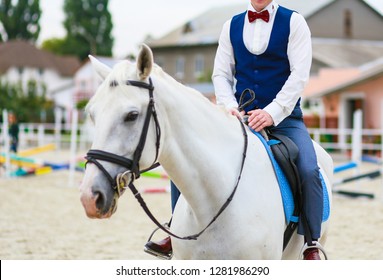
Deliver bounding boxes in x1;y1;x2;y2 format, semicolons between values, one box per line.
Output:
146;0;383;130
0;40;80;123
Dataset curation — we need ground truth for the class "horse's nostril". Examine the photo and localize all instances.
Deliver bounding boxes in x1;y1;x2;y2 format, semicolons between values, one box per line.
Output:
93;190;106;211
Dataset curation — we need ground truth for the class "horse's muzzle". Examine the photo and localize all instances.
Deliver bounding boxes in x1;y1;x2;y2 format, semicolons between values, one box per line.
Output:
80;181;118;219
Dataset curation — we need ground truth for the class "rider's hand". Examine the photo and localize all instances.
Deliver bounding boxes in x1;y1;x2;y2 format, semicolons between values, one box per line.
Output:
247;109;274;132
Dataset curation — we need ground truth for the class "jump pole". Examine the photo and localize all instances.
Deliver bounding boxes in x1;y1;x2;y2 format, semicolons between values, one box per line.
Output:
334;161;358;173
17;143;56;157
333;170;380;199
333;170;381;186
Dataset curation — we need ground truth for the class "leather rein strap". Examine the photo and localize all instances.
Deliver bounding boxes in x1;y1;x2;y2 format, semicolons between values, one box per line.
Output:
85;77;248;241
130;116;248;241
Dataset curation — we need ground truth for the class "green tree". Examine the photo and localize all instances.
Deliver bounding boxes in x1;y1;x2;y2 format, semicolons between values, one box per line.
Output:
0;80;53;123
63;0;114;60
40;37;67;55
0;0;41;42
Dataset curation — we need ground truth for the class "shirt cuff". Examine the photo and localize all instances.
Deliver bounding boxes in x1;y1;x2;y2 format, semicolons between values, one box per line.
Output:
263;102;285;126
224;101;239;111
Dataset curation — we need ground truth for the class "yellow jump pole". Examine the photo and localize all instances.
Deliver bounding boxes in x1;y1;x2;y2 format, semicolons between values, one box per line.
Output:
17;143;56;157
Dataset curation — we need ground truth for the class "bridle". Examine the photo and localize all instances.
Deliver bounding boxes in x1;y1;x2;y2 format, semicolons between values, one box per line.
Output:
85;78;161;196
84;77;248;241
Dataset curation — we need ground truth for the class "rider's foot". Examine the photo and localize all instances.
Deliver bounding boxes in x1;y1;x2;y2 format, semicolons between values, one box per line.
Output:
144;236;172;259
303;248;321;260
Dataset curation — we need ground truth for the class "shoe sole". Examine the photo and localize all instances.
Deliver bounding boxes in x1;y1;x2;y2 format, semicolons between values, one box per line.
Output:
143;246;172;260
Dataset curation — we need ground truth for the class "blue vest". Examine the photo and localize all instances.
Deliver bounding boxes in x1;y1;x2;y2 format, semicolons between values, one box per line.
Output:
230;6;302;117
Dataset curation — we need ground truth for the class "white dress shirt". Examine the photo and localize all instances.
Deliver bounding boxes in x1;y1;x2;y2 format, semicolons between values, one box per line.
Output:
212;1;312;126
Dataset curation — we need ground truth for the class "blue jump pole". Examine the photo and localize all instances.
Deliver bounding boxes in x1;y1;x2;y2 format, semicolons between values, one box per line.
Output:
334;162;358;173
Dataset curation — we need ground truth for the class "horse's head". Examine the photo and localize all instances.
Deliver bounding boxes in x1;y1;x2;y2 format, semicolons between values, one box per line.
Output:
80;44;162;218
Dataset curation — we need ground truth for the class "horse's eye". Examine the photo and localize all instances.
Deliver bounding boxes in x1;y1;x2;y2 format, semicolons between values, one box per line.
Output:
124;111;139;122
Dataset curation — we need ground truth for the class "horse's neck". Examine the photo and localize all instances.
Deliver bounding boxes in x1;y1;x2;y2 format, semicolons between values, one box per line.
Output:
156;76;245;219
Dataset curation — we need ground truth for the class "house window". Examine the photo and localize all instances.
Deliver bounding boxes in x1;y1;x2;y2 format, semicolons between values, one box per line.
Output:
344;9;352;38
194;55;204;78
175;56;185;79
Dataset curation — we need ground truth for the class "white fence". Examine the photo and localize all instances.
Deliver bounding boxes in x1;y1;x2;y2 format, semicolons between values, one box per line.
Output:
1;109;382;162
309;127;381;152
0;121;92;151
309;110;383;164
1;109;92;181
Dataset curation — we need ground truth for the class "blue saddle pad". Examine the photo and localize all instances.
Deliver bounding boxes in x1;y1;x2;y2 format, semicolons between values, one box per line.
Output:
252;130;330;224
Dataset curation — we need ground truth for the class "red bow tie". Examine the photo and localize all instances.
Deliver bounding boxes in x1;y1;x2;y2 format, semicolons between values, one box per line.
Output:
248;10;270;23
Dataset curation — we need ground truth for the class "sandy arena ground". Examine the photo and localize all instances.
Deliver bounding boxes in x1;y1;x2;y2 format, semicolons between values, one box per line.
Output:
1;149;383;260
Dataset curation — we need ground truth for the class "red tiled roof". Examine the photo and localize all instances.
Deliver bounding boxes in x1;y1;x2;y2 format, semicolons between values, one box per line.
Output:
304;68;361;97
0;40;81;76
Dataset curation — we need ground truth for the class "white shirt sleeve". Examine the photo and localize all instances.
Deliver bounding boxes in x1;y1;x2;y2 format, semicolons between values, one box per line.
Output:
212;19;238;110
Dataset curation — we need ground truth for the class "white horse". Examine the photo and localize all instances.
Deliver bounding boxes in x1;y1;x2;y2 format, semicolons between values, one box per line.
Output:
80;44;333;260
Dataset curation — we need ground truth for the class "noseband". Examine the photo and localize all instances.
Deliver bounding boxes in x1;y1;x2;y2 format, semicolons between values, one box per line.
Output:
85;77;161;195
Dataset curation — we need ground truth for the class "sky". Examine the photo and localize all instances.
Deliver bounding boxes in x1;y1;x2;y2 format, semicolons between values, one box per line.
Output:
39;0;383;58
39;0;245;58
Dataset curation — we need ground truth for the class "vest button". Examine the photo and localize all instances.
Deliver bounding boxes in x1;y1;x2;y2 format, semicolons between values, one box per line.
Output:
254;70;259;74
254;84;259;88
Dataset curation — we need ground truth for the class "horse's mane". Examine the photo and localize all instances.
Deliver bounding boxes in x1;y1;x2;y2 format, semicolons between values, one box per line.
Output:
87;60;231;120
151;64;231;117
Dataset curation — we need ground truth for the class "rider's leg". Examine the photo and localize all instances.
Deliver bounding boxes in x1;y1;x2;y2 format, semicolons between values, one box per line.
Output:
271;116;323;260
144;181;180;258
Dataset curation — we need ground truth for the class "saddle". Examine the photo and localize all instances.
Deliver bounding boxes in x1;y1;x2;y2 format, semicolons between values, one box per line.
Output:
265;131;303;250
238;88;324;250
250;126;330;252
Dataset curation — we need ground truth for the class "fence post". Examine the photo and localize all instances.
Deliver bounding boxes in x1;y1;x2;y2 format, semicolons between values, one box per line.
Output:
313;129;320;144
38;124;45;147
54;107;62;151
68;109;78;187
2;110;11;178
351;109;362;165
19;124;26;149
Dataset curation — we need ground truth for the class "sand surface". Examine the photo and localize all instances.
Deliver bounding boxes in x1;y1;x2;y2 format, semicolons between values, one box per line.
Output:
1;150;383;260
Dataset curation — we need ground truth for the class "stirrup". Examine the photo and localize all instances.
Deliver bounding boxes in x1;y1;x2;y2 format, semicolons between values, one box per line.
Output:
298;241;328;260
143;222;173;260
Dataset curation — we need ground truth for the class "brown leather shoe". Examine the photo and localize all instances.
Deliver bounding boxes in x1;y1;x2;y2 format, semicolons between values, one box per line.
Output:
303;248;321;260
144;236;172;259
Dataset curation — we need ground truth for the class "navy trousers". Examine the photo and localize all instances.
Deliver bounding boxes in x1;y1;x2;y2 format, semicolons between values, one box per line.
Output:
269;116;323;239
170;115;323;239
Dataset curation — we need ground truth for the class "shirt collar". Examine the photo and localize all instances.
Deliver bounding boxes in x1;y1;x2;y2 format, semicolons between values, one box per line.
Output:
247;0;277;16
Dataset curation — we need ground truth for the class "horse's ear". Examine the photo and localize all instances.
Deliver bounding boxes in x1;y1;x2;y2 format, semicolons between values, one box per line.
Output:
89;55;111;80
136;44;153;80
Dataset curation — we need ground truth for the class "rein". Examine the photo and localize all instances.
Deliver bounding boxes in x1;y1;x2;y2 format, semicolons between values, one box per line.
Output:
85;77;248;241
